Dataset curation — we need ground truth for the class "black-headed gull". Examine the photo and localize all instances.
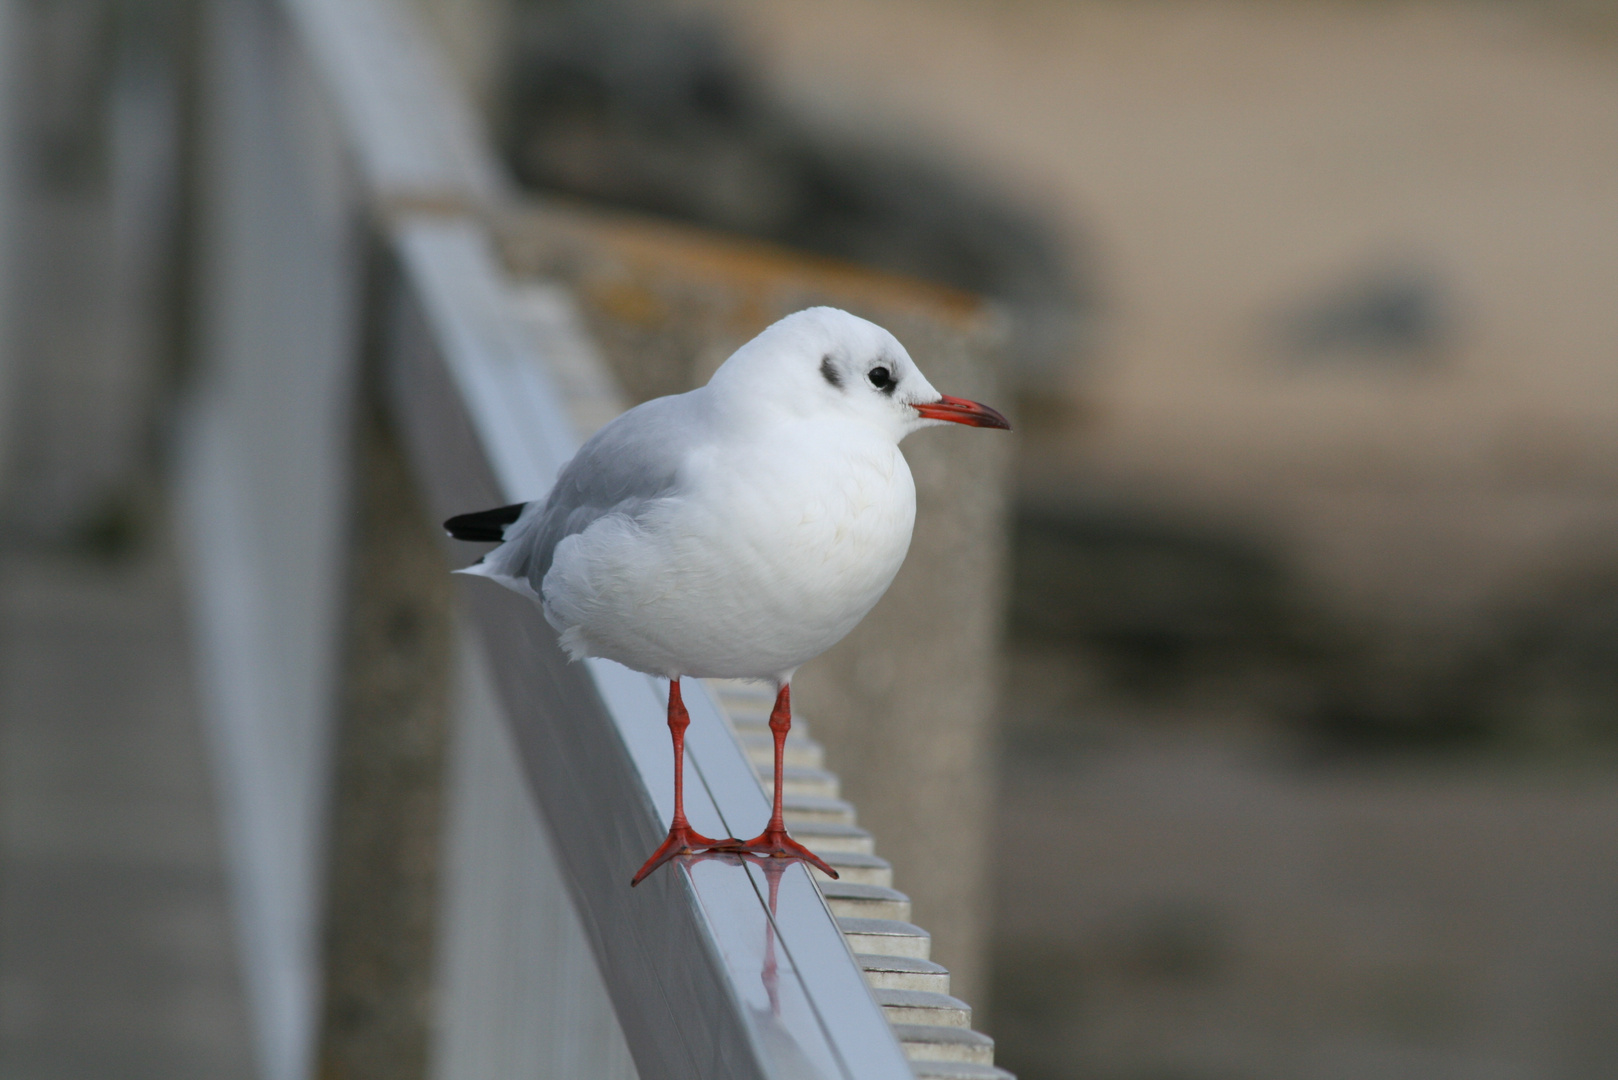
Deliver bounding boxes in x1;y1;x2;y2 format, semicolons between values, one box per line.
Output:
445;307;1009;884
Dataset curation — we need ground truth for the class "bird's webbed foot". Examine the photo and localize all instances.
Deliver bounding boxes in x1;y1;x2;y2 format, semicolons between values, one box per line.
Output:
737;827;839;879
631;823;743;886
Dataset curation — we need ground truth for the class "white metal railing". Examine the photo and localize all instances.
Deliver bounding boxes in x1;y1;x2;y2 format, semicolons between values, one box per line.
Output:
390;213;915;1080
181;2;361;1075
180;1;923;1078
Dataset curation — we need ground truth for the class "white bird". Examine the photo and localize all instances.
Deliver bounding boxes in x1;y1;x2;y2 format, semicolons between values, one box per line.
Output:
444;307;1009;884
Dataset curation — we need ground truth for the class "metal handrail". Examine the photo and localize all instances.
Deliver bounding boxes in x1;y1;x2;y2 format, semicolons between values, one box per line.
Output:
387;218;913;1080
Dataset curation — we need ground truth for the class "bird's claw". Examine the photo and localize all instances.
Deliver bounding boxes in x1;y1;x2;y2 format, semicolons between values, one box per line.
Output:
631;823;743;886
737;828;839;880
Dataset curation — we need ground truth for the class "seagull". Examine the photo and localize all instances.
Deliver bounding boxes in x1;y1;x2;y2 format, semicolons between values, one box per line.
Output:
443;307;1009;885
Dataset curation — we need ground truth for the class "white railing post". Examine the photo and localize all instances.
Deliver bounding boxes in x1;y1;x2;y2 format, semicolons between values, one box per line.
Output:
181;4;368;1080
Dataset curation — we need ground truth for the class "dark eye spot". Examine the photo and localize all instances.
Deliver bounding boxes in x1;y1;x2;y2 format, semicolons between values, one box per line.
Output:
820;356;843;389
868;366;895;394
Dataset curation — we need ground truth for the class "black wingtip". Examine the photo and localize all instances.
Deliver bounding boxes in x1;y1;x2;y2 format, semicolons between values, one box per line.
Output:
444;502;527;543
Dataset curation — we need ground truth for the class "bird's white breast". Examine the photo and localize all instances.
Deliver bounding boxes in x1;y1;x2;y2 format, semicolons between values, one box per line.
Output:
542;419;916;681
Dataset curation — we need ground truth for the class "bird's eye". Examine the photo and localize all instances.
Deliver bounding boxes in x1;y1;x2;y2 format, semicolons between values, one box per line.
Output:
867;366;893;391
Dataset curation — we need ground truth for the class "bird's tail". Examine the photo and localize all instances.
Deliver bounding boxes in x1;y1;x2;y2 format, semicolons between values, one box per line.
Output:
444;501;543;602
443;502;527;542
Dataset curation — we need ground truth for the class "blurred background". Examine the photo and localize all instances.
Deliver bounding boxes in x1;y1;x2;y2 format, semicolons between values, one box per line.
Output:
4;0;1618;1078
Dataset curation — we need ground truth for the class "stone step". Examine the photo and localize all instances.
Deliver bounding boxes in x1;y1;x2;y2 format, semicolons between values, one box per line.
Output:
728;713;816;740
784;821;873;855
781;794;856;826
856;954;951;995
908;1061;1016;1080
811;850;893;888
714;702;776;721
875;989;971;1028
707;679;776;709
708;683;1011;1078
891;1024;995;1066
739;732;823;770
759;764;840;799
837;917;930;961
817;881;911;922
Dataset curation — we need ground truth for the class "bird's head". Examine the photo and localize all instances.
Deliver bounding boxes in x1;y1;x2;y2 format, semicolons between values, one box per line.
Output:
707;307;1010;441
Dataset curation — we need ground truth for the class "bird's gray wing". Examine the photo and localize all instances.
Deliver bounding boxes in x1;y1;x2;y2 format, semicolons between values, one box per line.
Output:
481;391;701;595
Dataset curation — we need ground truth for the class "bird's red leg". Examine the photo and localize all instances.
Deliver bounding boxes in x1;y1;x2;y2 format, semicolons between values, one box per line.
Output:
739;684;839;878
631;680;736;886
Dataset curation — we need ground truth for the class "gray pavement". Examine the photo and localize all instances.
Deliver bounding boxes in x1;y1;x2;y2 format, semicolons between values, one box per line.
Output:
0;539;256;1079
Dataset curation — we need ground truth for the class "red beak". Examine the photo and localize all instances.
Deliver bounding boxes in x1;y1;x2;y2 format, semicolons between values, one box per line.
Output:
913;394;1012;430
